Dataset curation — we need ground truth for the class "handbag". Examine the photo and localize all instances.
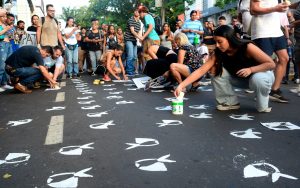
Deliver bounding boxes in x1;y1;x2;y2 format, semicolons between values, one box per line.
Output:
95;65;106;75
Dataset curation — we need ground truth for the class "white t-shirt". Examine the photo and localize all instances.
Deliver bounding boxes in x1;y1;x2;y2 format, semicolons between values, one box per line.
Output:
62;27;78;45
251;0;283;40
44;56;64;67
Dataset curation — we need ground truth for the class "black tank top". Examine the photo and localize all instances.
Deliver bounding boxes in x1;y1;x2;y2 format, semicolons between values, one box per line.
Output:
157;46;171;58
222;42;259;78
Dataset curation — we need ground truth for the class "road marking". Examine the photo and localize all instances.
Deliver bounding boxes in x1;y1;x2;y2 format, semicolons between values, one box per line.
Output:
45;115;64;145
55;92;65;102
60;82;66;87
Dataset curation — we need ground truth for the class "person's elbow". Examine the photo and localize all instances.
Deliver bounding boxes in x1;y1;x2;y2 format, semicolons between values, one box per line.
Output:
269;61;276;70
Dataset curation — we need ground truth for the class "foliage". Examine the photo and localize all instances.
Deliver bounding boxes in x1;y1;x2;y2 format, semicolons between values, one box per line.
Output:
215;0;237;9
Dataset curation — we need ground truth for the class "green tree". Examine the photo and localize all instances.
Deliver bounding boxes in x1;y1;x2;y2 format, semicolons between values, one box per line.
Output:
215;0;237;9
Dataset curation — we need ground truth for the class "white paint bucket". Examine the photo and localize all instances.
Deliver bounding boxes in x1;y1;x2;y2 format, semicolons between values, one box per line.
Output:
172;99;183;115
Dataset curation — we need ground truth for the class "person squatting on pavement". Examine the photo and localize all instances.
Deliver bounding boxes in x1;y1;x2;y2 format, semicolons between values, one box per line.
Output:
174;25;275;113
5;45;58;94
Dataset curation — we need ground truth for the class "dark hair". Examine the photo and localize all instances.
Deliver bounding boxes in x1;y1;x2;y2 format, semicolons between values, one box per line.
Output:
53;45;63;53
111;44;123;51
91;18;99;22
190;10;197;17
41;45;53;56
31;14;39;24
107;24;115;36
46;4;54;11
6;13;14;19
232;15;238;20
218;16;226;21
138;6;149;13
65;17;74;27
17;20;25;26
213;25;250;76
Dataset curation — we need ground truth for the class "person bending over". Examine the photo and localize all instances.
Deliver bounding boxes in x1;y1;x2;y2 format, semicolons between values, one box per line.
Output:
102;44;127;81
174;25;275;113
5;45;57;93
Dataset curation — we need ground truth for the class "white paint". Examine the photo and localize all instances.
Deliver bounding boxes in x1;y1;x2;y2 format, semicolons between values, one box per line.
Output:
123;84;135;87
244;162;298;182
106;95;123;100
45;88;61;91
55;92;65;102
45;115;64;145
78;100;96;105
47;167;93;188
83;92;96;95
77;96;93;100
261;122;300;130
59;143;94;156
0;153;30;165
132;76;151;88
189;113;212;119
116;101;135;104
46;107;66;111
199;87;213;92
60;82;66;87
127;88;139;91
103;84;115;87
230;129;262;139
151;90;165;93
229;114;254;120
81;105;101;110
75;85;88;88
109;91;123;95
112;80;133;83
89;120;115;129
135;154;176;172
188;105;209;110
79;89;93;93
156;120;183;127
125;138;159;150
76;87;89;90
164;97;189;102
87;111;108;118
71;79;82;82
103;88;117;91
7;119;32;127
155;106;172;111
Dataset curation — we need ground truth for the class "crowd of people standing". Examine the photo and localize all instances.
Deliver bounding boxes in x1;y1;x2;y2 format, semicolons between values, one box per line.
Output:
1;1;300;113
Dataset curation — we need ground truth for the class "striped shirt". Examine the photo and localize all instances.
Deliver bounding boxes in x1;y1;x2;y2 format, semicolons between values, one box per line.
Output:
124;16;141;42
182;19;203;45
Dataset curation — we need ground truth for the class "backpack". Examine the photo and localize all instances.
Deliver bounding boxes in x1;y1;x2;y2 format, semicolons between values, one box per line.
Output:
107;35;118;49
150;13;162;35
41;17;58;26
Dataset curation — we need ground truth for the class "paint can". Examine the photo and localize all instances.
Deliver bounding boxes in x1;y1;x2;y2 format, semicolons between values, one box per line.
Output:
172;99;183;115
100;81;105;85
93;79;100;85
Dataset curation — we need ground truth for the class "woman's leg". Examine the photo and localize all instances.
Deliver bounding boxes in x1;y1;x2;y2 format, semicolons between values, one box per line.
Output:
249;71;275;112
169;63;190;84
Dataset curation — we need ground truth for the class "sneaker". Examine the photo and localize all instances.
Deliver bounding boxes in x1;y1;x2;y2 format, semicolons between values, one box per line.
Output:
91;72;96;76
245;89;255;93
0;87;5;92
33;82;41;89
74;74;81;78
103;75;111;81
2;84;14;90
295;79;300;84
14;83;32;94
258;107;272;113
216;103;240;111
269;89;289;103
66;74;72;79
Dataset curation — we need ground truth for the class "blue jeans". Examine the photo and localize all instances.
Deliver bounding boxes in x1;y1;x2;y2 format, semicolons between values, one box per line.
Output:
89;50;102;72
125;41;137;75
212;68;274;112
65;45;79;75
8;67;43;86
0;41;13;85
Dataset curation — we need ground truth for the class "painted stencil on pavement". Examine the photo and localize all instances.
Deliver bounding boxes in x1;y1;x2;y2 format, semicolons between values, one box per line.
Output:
156;120;183;127
125;138;159;150
59;143;94;156
261;122;300;130
135;154;176;172
7;119;32;127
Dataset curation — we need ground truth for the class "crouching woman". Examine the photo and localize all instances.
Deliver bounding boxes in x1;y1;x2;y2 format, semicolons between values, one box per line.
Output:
174;25;275;112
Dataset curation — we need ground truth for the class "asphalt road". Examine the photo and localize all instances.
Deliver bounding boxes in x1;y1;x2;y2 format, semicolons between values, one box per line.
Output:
0;74;299;188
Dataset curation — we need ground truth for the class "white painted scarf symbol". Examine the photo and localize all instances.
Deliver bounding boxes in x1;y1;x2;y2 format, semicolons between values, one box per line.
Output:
125;138;159;150
89;120;115;129
155;106;172;111
229;114;254;120
261;122;300;130
156;120;183;127
0;153;30;165
244;162;298;182
46;107;66;111
106;95;123;100
78;100;96;105
47;167;93;188
87;111;108;118
188;105;209;110
116;101;135;104
135;154;176;171
7;119;32;127
81;105;101;110
189;113;212;119
230;129;262;139
59;143;94;156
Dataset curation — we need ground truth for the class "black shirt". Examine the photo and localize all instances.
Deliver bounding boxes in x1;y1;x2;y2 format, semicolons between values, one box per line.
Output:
157;46;170;58
5;46;44;68
86;30;101;51
27;26;37;32
221;42;259;78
